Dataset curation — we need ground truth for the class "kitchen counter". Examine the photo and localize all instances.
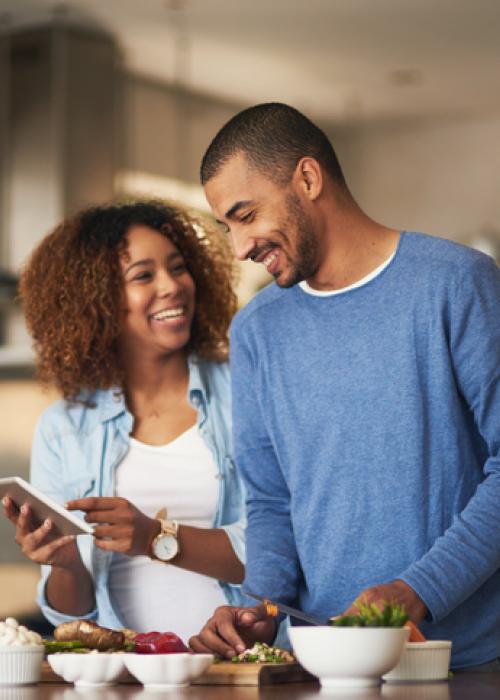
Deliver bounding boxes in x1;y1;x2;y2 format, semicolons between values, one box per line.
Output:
16;673;500;700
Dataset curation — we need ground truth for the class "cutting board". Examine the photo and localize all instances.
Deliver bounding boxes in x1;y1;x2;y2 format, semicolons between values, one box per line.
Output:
42;660;315;686
192;661;315;686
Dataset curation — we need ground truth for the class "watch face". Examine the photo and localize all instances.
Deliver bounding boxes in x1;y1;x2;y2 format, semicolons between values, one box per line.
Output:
153;534;179;561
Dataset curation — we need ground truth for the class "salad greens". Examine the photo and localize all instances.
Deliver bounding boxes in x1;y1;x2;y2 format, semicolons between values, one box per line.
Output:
232;641;294;663
329;600;408;628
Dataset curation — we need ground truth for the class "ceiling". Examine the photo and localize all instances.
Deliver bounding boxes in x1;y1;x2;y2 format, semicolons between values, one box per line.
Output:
1;0;500;124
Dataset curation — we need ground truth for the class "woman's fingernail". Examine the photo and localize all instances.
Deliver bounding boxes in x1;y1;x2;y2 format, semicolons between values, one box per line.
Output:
235;644;245;653
44;519;51;528
21;504;29;514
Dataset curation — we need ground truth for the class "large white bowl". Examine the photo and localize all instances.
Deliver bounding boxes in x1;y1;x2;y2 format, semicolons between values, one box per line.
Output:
289;626;409;688
124;652;213;689
0;645;45;685
47;652;128;687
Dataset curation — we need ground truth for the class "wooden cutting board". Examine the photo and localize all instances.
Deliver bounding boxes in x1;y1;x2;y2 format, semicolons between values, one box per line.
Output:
192;661;315;686
42;660;315;686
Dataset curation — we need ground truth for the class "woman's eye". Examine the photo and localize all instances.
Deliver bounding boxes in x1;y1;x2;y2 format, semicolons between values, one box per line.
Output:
133;271;152;282
241;211;254;223
171;262;187;275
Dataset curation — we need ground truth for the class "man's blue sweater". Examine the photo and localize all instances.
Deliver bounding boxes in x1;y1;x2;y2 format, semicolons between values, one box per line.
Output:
230;232;500;668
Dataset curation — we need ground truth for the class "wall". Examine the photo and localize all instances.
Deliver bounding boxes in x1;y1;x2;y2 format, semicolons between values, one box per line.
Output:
334;111;500;244
119;75;245;184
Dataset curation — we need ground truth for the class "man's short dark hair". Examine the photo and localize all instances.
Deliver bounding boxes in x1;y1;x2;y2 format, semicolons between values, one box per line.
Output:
200;102;346;189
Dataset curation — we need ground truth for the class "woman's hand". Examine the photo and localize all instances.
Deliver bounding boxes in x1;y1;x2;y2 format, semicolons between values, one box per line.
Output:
66;497;160;556
2;496;78;568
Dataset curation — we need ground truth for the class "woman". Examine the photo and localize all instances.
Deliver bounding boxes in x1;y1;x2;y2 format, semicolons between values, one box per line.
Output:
2;201;245;642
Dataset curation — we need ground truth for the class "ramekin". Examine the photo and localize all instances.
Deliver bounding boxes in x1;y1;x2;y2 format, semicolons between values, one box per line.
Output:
0;645;45;685
383;641;452;682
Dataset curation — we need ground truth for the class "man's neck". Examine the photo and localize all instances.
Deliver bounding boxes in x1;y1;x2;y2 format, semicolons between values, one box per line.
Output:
306;209;400;292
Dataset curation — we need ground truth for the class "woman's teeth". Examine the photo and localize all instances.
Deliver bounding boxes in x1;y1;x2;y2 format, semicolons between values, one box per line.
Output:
151;308;184;321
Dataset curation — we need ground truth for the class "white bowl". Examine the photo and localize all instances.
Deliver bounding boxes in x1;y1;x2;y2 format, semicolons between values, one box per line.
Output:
289;626;409;688
0;645;45;685
47;652;128;687
124;652;213;689
383;641;452;682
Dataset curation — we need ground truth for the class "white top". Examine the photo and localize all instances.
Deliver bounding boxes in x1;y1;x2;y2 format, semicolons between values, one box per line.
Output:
107;425;226;642
299;251;396;297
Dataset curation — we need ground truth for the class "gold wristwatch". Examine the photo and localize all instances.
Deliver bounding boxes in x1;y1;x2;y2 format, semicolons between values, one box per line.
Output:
149;508;179;562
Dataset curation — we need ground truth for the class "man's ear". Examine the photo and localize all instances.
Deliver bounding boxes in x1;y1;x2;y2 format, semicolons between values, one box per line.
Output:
293;157;323;201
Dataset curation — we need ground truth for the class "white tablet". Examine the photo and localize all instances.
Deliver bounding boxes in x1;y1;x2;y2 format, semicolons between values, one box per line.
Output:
0;476;94;537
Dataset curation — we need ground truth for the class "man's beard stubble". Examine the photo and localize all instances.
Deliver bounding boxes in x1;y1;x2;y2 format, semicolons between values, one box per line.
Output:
278;192;320;288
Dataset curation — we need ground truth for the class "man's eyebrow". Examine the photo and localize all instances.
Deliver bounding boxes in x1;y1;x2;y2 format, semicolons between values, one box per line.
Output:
223;200;254;221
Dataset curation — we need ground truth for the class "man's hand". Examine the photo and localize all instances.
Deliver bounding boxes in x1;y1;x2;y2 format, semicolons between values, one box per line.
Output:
66;497;159;557
343;579;427;623
189;604;277;659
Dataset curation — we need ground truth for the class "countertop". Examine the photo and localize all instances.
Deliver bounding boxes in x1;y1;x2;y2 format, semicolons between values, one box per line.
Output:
13;673;500;700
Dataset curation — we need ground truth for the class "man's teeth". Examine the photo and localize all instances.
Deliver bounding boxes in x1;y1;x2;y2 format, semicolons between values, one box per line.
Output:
263;251;278;269
151;308;184;321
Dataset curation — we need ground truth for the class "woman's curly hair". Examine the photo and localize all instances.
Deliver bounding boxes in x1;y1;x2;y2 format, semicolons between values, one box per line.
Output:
19;200;238;401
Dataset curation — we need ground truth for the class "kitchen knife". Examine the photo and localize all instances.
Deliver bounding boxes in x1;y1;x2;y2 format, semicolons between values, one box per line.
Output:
243;589;326;626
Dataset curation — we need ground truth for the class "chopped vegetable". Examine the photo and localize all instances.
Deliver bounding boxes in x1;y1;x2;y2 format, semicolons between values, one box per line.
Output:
405;620;426;642
232;642;294;664
329;600;408;628
264;600;279;617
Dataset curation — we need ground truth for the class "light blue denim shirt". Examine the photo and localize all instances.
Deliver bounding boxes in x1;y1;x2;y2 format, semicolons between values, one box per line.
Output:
31;357;246;629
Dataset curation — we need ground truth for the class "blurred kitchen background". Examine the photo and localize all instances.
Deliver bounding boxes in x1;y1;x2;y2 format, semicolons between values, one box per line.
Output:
0;0;499;630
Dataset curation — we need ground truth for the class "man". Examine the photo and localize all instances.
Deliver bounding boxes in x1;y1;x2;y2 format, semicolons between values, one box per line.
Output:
190;103;500;670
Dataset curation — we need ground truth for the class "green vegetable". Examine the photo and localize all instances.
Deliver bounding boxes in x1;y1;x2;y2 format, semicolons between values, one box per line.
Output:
44;640;87;654
232;641;294;663
329;600;408;628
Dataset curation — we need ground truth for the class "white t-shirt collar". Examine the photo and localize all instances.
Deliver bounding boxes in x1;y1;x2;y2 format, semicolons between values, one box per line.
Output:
299;250;396;297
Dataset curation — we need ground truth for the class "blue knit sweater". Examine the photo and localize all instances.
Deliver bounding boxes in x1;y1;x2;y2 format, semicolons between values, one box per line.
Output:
230;231;500;668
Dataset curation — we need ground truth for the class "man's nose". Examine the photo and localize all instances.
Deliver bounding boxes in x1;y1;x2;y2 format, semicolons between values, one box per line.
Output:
231;231;254;262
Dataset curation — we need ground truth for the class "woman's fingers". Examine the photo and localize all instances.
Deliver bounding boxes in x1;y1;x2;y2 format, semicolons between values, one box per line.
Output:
92;525;117;540
20;518;53;551
66;497;121;513
2;496;20;525
18;517;75;564
16;504;38;539
30;535;75;564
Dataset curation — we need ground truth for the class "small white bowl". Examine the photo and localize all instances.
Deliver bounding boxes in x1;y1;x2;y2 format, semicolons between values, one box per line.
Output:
383;641;452;682
47;652;128;687
289;626;409;688
0;645;45;686
124;652;213;689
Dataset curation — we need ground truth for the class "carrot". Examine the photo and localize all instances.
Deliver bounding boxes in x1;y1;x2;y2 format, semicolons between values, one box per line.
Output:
405;620;426;642
263;600;279;617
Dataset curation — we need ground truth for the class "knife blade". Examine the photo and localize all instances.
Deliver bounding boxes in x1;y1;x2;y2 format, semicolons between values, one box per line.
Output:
243;589;326;626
